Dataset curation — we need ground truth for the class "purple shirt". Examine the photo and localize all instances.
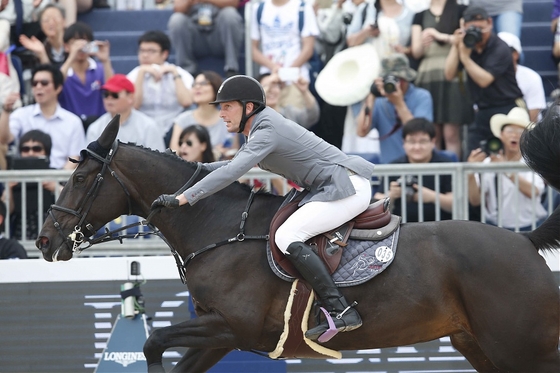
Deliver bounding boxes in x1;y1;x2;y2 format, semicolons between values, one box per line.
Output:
554;0;560;19
59;58;106;119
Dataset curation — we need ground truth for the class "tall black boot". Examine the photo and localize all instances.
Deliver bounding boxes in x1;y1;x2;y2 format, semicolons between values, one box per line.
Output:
286;241;362;341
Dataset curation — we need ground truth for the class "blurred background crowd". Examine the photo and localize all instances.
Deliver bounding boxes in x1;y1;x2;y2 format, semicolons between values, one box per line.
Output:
0;0;558;258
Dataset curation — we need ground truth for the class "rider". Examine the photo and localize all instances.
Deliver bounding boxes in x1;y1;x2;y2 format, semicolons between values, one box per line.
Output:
151;75;375;342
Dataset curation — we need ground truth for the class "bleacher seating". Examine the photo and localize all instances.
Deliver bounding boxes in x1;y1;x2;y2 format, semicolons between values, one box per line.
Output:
78;0;556;94
78;7;246;77
521;0;556;97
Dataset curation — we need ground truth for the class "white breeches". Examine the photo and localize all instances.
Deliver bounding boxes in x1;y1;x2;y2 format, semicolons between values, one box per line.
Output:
275;175;372;253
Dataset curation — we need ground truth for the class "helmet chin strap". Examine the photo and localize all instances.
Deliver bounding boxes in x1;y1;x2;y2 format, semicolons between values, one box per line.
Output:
238;101;265;134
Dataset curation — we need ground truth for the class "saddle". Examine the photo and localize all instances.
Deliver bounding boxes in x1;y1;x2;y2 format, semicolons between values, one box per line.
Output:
270;196;394;277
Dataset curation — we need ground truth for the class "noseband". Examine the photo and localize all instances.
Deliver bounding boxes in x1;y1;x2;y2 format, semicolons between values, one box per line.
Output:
48;141;134;253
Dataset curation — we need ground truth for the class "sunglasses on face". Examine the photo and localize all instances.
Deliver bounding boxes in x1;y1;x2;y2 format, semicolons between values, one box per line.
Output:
179;140;193;147
21;145;44;153
32;80;51;87
102;90;120;99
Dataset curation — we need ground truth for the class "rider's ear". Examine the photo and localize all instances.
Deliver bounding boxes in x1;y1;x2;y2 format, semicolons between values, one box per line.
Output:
98;114;121;149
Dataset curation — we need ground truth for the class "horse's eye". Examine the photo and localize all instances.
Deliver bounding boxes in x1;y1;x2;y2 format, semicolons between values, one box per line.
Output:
74;174;86;184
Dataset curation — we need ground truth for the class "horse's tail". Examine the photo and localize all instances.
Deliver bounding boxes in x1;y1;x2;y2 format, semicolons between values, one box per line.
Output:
523;205;560;252
520;100;560;192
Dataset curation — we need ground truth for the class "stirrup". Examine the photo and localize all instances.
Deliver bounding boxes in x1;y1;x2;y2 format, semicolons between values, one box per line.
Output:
313;301;359;343
317;307;339;343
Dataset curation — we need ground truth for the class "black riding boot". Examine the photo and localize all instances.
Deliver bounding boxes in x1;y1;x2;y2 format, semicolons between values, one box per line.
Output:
286;241;362;341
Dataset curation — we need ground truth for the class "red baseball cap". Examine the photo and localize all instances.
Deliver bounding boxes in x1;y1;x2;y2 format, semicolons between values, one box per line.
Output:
102;74;135;93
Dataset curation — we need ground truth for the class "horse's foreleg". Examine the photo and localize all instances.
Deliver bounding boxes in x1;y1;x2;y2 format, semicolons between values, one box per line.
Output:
450;332;504;373
170;347;232;373
144;313;237;372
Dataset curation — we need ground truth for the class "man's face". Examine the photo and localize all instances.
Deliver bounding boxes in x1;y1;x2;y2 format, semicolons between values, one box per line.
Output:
20;140;47;158
463;19;492;47
138;41;167;65
32;71;61;105
219;100;244;133
403;132;435;163
102;90;133;115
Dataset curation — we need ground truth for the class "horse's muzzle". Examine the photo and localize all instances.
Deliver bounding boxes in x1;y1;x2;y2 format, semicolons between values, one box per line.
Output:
36;236;57;262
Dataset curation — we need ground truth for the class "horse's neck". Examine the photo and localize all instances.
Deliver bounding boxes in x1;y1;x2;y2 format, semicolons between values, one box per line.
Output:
117;148;194;203
117;147;284;255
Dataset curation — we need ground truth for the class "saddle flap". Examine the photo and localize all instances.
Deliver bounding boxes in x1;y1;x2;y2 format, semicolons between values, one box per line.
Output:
269;199;302;278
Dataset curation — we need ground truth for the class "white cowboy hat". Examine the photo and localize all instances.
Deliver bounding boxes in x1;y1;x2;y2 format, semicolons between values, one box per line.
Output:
315;43;379;106
490;107;531;138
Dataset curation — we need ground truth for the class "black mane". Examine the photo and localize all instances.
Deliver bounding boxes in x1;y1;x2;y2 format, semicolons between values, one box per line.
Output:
118;142;274;197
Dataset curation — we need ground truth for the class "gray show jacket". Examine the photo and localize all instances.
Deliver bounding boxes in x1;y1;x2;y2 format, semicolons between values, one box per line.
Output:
183;107;375;205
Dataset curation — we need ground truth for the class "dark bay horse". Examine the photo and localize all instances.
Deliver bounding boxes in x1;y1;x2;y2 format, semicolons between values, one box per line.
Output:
37;117;560;372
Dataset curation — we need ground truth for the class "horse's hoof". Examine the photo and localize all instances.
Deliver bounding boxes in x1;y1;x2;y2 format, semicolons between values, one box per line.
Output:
147;363;166;373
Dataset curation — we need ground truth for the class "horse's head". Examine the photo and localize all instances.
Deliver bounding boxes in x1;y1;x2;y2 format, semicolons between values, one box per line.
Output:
36;115;131;261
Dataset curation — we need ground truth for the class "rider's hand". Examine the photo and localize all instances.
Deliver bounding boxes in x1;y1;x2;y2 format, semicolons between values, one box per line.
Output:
151;194;180;209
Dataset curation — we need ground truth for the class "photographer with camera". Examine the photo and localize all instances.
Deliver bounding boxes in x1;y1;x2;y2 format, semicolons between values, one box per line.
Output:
466;107;547;231
373;117;454;222
356;53;433;164
444;5;523;155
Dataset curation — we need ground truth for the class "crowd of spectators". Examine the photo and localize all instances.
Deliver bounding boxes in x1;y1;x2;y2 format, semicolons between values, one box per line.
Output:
0;0;558;256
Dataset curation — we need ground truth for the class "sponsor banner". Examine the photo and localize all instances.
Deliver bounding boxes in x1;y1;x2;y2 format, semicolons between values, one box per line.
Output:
95;314;148;372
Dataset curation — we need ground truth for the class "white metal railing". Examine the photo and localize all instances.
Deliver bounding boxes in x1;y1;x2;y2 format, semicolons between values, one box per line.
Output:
0;163;556;258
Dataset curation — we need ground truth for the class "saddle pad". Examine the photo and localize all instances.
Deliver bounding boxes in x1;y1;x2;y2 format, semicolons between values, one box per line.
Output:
266;227;400;287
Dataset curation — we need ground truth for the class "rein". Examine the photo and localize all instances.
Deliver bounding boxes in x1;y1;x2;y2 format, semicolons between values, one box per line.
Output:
182;189;270;271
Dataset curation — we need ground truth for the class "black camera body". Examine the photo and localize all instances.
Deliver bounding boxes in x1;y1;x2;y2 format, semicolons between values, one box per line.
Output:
398;175;418;202
479;136;504;155
370;75;400;98
342;12;353;25
383;75;399;94
463;26;482;48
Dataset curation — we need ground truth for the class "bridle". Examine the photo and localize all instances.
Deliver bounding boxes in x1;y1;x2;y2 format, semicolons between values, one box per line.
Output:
46;140;266;284
48;141;140;253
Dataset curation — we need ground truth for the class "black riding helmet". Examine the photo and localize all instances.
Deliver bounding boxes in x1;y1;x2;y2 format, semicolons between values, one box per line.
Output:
209;75;267;133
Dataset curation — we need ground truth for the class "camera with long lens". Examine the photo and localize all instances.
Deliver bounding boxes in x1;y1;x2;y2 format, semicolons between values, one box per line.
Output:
479;136;503;155
398;175;418;202
463;26;482;48
383;75;399;94
370;75;400;98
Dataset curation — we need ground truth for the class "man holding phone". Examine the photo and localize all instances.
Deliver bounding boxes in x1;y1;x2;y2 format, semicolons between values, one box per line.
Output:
59;21;114;130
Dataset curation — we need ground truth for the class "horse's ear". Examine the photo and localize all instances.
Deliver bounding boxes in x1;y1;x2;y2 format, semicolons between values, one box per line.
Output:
98;114;120;149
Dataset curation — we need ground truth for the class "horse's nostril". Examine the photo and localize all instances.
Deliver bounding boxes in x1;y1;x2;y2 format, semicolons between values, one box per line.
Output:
36;236;50;252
